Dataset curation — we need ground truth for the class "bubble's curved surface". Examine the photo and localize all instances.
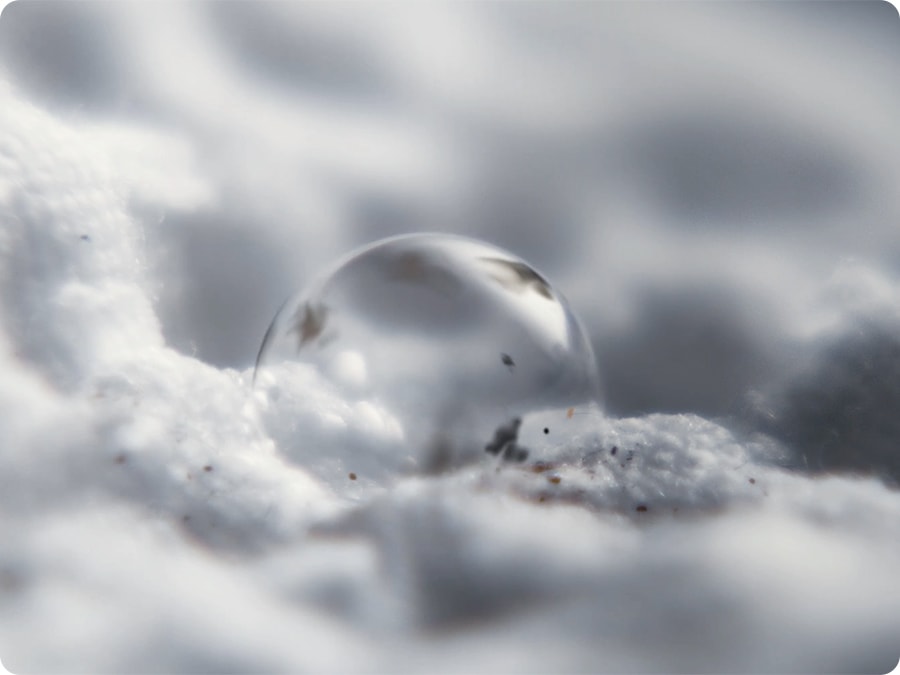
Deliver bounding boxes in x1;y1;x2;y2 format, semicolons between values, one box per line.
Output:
255;233;601;471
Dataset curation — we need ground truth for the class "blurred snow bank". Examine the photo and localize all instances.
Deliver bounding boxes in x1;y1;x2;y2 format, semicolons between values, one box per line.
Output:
749;261;900;483
2;2;900;674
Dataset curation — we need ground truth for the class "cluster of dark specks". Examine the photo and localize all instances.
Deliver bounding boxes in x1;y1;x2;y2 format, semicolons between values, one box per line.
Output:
523;434;655;514
579;444;638;472
484;417;529;462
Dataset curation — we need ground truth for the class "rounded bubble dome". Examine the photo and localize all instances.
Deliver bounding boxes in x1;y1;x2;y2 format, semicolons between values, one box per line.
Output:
254;233;601;472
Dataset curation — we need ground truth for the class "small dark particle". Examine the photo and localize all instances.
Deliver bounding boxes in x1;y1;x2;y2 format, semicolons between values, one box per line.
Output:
203;465;213;472
543;427;549;435
79;234;91;242
749;478;756;484
349;472;357;481
538;495;546;503
548;475;561;485
610;446;617;456
501;353;515;370
625;450;634;462
113;453;126;464
635;505;648;513
182;515;191;523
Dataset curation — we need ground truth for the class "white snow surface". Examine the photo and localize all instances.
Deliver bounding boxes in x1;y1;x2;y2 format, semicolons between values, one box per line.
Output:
1;3;899;673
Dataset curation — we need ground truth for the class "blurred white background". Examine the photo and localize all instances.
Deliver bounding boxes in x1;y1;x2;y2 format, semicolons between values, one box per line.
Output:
3;1;898;418
2;2;900;673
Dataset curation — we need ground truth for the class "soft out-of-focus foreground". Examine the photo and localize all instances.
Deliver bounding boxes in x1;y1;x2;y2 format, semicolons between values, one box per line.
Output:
1;2;899;673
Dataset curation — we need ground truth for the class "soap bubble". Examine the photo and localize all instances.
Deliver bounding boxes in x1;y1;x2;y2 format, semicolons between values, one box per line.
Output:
255;233;601;472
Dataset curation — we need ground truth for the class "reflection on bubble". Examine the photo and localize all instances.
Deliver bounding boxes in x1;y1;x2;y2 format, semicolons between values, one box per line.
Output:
255;233;601;472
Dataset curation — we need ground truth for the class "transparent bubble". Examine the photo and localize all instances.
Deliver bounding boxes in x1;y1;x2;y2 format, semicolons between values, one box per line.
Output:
255;233;601;472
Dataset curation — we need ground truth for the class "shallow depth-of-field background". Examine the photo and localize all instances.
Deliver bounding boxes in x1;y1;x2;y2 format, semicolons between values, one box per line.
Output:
1;2;899;672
